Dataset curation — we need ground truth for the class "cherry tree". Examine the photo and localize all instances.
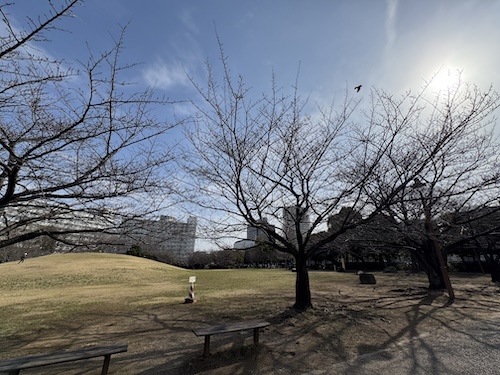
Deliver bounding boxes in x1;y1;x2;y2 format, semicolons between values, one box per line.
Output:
0;1;182;255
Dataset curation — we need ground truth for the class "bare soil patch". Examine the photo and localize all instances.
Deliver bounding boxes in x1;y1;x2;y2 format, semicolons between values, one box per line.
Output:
1;272;499;374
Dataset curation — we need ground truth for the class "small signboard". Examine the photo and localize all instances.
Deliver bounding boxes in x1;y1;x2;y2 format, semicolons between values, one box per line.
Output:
189;276;196;284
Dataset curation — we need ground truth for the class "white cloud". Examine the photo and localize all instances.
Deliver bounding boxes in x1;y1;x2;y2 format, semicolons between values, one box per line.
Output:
142;59;191;90
385;0;399;51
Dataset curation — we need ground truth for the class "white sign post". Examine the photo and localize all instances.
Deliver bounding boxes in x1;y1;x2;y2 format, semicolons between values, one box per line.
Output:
185;276;196;303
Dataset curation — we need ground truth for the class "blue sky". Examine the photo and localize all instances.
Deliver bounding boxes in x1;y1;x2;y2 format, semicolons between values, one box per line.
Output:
9;0;500;101
6;0;500;250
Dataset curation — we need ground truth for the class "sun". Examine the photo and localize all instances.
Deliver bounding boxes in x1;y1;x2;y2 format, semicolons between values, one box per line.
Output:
429;67;463;93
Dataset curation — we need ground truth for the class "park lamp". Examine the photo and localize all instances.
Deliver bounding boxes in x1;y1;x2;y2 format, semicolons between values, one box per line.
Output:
412;178;455;302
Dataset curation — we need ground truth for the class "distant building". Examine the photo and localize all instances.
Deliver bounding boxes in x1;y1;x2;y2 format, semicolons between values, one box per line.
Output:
122;215;197;261
0;201;109;255
247;218;276;242
0;201;197;262
234;217;276;249
282;206;311;245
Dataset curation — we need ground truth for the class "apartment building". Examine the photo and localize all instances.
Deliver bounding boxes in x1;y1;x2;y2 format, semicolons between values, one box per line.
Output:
122;215;197;261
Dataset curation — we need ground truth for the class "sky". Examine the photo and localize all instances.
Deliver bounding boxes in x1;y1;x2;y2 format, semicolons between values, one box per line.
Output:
8;0;500;101
5;0;500;250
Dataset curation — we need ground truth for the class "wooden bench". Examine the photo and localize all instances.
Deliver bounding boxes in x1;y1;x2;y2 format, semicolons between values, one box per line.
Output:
193;320;270;357
0;343;128;375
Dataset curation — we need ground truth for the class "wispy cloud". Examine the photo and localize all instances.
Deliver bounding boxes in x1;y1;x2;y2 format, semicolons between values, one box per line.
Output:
179;8;199;35
142;59;191;90
385;0;398;51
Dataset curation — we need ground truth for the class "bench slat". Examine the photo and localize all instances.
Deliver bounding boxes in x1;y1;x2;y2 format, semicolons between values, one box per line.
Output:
0;343;128;372
193;320;270;336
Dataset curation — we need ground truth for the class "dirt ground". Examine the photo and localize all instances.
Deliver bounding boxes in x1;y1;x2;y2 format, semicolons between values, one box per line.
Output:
2;272;499;374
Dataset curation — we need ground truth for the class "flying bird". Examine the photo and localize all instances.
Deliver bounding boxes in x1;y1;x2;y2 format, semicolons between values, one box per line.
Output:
354;85;362;92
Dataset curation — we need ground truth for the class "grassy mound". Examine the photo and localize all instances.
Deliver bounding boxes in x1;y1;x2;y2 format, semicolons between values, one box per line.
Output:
0;253;192;336
0;253;299;337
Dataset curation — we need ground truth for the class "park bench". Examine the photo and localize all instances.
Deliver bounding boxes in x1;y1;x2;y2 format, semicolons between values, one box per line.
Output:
193;319;270;357
0;343;128;375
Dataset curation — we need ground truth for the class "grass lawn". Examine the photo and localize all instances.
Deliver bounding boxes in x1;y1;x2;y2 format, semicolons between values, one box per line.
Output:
0;254;304;337
0;253;499;374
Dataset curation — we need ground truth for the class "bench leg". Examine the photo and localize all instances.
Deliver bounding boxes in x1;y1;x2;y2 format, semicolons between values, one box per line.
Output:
101;354;111;375
253;328;260;345
203;335;211;357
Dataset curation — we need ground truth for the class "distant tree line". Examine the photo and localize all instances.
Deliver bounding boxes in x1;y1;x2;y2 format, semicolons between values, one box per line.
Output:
185;245;294;269
308;206;500;283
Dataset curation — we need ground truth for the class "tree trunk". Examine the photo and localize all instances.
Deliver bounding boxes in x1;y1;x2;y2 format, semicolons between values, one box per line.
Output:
294;253;312;311
413;242;446;290
410;251;421;273
426;265;446;290
490;262;500;283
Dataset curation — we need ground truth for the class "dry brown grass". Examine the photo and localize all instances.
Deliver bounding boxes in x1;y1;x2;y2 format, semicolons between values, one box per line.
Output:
1;253;499;374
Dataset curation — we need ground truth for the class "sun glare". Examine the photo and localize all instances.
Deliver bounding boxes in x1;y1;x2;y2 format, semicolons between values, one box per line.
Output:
429;67;463;93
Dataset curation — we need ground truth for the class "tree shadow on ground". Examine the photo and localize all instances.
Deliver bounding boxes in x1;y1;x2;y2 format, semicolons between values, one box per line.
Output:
1;273;499;374
330;281;500;374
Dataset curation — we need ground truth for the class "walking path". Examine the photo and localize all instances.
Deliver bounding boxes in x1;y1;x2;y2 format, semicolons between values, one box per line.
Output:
303;319;500;375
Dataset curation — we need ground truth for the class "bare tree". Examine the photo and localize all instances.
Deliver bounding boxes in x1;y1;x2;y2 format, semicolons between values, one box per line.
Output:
364;77;500;290
0;1;182;256
185;41;500;309
183;46;437;310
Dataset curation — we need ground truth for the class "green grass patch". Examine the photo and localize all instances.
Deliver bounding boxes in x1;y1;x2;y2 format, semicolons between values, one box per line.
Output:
0;253;359;339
